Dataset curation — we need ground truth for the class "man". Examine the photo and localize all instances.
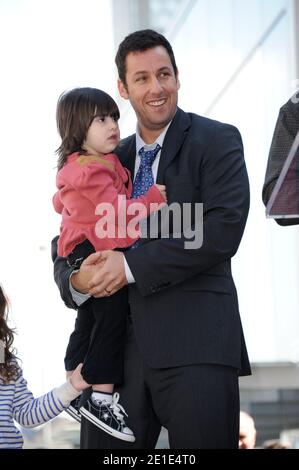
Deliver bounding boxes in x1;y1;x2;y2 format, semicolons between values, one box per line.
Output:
52;29;250;448
262;95;299;225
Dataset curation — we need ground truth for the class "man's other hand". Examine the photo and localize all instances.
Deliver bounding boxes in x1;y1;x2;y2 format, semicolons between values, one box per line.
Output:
88;250;127;297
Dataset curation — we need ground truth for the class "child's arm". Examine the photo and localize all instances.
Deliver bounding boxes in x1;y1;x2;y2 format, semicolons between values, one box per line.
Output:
63;159;166;226
13;364;88;428
52;191;64;214
114;157;167;213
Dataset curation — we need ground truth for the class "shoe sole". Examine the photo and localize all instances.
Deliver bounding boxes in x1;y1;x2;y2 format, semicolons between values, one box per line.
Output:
65;407;81;423
79;407;135;443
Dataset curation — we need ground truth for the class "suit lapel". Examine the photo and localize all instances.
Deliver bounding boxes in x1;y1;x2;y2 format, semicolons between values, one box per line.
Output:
115;108;191;183
115;134;136;178
157;108;191;182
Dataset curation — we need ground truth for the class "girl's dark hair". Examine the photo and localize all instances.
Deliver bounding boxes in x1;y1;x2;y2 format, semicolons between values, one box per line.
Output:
115;29;178;87
56;87;120;170
0;285;18;383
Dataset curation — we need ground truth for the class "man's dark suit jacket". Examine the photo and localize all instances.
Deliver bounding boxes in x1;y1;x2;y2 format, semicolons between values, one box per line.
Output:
52;108;251;376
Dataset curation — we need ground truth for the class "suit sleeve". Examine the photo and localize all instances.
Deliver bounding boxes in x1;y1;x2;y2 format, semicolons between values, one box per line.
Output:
262;100;299;226
125;125;250;296
51;235;78;310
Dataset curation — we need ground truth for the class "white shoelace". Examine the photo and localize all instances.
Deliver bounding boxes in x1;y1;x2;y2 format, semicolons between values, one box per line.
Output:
109;392;128;424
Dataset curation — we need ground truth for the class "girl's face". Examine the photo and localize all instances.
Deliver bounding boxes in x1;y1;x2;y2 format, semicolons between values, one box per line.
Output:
83;115;120;156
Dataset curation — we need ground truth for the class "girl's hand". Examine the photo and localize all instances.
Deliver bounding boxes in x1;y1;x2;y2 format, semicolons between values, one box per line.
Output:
69;363;90;392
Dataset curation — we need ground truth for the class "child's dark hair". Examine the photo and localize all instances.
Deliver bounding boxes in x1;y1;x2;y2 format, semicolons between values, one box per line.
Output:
56;87;120;170
115;29;178;87
0;285;18;383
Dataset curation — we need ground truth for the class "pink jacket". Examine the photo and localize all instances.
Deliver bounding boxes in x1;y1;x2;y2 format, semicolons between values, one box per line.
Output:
53;152;165;257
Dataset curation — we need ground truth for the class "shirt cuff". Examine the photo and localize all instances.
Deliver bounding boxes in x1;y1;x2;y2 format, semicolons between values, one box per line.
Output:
124;257;135;284
69;270;91;306
53;379;82;407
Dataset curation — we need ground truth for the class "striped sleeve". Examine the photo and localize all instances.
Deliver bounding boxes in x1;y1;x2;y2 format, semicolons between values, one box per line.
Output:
12;372;81;428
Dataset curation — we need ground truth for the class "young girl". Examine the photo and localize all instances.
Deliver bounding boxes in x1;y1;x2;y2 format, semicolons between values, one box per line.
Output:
0;284;88;449
53;87;166;442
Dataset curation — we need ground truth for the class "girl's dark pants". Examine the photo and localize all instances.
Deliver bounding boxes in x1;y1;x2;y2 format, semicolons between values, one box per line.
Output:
64;240;128;385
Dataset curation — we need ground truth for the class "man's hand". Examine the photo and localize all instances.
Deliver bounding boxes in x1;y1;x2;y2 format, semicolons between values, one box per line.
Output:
87;250;128;297
70;251;103;294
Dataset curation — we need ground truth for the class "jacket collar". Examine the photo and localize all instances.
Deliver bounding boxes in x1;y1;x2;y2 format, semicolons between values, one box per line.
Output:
157;108;191;181
115;134;136;178
115;108;191;181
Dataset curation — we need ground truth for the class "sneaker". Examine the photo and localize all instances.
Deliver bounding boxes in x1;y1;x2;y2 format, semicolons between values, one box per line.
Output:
65;397;81;423
79;392;135;442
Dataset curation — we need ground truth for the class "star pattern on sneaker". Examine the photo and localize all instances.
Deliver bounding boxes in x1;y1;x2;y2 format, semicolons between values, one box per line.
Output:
79;393;135;442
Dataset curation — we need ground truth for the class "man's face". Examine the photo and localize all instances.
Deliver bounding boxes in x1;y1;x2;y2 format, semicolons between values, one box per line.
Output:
118;46;180;139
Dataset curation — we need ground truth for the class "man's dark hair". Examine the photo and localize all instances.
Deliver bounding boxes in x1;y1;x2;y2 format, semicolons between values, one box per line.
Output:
115;29;178;86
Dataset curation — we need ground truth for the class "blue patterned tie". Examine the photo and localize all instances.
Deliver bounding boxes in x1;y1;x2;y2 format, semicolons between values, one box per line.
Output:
130;143;161;248
132;144;161;198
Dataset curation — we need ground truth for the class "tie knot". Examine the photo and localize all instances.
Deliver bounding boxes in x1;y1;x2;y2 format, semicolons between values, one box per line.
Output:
138;144;161;167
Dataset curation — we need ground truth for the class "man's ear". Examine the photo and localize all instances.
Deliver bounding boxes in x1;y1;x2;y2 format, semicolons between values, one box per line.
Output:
118;79;129;100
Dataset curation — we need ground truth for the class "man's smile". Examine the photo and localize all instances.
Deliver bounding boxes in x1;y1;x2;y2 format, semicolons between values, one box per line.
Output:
146;98;167;107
